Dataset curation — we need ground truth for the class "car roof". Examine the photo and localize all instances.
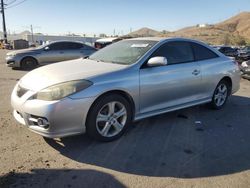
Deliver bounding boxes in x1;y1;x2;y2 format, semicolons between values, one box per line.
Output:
126;37;224;57
126;37;165;42
125;37;208;44
49;40;83;44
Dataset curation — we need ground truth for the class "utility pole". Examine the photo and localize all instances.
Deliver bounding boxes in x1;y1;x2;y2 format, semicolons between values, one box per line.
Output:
1;0;7;43
30;24;34;43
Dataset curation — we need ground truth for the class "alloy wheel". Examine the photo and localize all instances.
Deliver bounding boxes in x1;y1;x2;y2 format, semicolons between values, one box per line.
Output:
96;101;127;137
214;83;228;107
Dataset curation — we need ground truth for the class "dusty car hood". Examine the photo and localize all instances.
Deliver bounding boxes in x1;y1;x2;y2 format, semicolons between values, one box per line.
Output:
19;58;126;91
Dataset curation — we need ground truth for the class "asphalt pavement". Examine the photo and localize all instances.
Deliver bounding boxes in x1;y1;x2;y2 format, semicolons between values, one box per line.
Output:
0;49;250;188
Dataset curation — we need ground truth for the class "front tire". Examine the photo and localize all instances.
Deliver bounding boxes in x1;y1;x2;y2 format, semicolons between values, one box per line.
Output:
21;57;37;70
86;94;132;142
210;80;230;109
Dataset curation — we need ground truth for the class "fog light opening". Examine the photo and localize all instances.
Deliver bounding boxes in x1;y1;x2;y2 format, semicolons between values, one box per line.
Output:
37;118;49;129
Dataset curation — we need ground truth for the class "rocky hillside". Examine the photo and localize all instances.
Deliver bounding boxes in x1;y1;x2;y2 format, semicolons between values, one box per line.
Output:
127;27;161;37
126;12;250;45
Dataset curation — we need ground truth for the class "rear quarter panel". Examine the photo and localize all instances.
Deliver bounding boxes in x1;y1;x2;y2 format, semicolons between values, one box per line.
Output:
200;56;241;97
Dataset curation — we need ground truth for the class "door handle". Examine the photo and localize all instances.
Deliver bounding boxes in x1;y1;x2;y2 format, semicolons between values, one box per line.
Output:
192;69;200;75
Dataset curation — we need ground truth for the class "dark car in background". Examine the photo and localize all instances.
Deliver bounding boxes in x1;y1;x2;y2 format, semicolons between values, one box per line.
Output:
217;46;238;58
238;46;250;61
6;41;97;70
240;60;250;80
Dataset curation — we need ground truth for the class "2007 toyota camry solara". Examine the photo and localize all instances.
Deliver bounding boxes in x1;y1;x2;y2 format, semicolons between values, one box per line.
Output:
11;38;241;141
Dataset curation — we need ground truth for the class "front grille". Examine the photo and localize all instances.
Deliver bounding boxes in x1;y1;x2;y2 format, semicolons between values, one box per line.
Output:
17;85;28;97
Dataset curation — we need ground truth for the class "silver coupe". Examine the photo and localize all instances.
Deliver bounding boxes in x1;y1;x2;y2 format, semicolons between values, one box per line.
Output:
6;40;96;69
11;37;241;141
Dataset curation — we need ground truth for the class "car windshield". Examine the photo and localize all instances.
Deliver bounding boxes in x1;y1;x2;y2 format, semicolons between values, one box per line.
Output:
89;40;157;65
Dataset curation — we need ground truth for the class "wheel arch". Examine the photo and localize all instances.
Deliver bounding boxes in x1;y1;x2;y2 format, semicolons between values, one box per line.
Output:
86;89;136;123
220;76;232;95
20;56;39;66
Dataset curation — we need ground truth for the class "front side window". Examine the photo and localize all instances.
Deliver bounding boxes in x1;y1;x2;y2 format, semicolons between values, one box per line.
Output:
89;40;157;65
151;41;194;65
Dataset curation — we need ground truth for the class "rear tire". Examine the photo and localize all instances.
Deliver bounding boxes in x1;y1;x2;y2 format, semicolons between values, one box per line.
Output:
21;57;37;70
86;94;132;142
209;80;230;110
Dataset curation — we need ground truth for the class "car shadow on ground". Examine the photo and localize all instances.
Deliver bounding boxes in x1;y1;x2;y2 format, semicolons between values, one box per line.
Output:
0;169;125;188
44;95;250;178
12;67;36;71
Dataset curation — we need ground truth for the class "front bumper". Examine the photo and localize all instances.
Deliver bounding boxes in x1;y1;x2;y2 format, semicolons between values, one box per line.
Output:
11;85;95;138
6;56;20;67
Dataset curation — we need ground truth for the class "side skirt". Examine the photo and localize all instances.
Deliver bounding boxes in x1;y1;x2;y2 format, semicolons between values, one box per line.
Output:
134;98;211;121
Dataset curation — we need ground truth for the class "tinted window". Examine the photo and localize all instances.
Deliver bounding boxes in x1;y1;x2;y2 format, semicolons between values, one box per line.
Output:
66;42;83;50
49;42;67;50
151;41;194;65
192;43;218;61
83;44;95;50
49;42;83;50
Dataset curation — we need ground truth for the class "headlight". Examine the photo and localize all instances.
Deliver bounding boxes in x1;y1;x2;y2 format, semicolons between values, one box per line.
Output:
34;80;92;101
7;53;16;57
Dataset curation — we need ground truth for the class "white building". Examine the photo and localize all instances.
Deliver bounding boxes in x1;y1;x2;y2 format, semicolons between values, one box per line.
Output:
3;33;99;46
25;34;99;45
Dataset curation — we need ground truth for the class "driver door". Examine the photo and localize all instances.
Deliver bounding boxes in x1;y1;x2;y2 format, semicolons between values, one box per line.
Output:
39;42;68;64
139;41;203;114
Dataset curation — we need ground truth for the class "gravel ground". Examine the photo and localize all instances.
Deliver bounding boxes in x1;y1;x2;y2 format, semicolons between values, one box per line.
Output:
0;49;250;188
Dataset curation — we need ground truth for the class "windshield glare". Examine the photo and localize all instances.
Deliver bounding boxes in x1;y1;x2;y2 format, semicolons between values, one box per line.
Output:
36;43;48;49
89;40;157;65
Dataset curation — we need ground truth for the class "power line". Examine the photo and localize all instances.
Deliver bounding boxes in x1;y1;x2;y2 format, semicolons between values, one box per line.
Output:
0;0;28;42
5;0;27;9
5;0;17;6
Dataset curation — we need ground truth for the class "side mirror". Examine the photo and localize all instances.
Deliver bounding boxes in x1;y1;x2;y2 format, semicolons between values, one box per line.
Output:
147;56;168;67
44;46;50;51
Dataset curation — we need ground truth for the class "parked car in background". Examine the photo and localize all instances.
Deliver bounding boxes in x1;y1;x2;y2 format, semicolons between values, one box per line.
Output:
238;46;250;61
6;41;97;70
11;37;241;141
0;41;13;49
217;46;238;58
94;37;122;49
240;60;250;80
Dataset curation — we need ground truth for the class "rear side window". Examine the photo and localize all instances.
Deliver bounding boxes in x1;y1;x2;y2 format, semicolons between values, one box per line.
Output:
192;43;218;61
83;44;95;50
65;42;83;50
49;42;66;50
152;41;194;65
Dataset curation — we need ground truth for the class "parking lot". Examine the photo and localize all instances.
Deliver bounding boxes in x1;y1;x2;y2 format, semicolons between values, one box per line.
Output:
0;49;250;187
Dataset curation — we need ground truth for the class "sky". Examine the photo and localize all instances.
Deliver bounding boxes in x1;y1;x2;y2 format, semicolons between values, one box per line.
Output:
2;0;250;36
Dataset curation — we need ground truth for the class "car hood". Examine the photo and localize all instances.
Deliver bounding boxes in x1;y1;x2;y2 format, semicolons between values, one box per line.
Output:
19;58;127;92
7;48;39;55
